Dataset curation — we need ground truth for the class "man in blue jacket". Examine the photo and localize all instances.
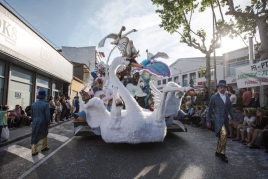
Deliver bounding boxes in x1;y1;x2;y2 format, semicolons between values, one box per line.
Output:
31;90;50;156
206;80;236;163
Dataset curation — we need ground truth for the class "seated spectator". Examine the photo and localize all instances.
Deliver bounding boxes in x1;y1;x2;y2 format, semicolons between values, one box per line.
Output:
199;105;208;129
8;104;22;128
187;105;195;125
249;92;260;108
239;109;256;143
192;106;202;127
20;106;31;126
248;109;268;149
229;107;244;138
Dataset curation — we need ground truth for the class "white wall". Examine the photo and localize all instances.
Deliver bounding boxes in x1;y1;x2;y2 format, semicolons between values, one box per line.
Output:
61;46;97;72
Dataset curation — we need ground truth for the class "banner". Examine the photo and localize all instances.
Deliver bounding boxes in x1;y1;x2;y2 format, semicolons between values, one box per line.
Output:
236;59;268;88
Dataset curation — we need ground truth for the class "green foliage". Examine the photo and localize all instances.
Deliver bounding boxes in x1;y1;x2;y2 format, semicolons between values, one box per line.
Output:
220;0;268;43
199;66;206;77
152;0;224;54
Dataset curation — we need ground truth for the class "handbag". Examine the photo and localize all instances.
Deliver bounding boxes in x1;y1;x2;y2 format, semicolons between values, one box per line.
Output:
1;127;9;140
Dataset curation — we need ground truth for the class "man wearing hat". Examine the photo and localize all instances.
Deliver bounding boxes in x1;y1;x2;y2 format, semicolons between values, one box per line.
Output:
31;90;50;156
206;80;236;163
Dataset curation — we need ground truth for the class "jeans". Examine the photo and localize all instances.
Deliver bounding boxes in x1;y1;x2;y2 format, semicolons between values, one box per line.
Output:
8;118;14;129
50;108;55;122
74;107;79;113
65;108;70;119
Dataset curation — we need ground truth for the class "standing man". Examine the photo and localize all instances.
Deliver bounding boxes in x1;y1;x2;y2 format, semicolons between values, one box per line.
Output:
74;96;80;113
242;88;252;107
31;90;50;156
206;80;236;163
201;87;208;105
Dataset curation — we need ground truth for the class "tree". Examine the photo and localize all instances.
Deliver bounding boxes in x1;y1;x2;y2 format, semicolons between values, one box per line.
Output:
152;0;225;97
222;0;268;61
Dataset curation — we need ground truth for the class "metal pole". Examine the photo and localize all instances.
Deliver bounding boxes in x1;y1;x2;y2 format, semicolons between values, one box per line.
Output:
249;37;254;64
213;10;217;89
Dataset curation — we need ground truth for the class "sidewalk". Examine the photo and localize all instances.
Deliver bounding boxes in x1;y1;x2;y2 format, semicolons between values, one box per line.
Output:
0;119;72;147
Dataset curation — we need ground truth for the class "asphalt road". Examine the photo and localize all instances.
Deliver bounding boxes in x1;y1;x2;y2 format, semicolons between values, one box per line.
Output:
1;121;268;179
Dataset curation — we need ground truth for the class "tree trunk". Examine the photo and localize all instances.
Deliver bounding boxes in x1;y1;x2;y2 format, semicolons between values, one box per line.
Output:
205;54;211;99
257;18;268;61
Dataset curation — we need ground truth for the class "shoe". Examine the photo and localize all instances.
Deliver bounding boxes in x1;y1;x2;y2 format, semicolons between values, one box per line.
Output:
249;145;260;149
32;152;38;156
215;152;220;157
41;147;50;152
220;154;228;163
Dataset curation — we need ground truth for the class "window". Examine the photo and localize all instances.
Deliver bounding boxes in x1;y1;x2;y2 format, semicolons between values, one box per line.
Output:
0;61;5;104
157;80;161;85
174;76;178;83
182;74;188;87
211;69;214;76
163;79;166;85
190;72;196;85
227;57;249;76
168;78;172;82
8;66;33;110
52;82;63;97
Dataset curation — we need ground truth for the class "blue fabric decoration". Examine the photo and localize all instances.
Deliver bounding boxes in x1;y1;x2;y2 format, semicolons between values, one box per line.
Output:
31;100;50;144
91;72;98;81
133;59;171;77
74;110;86;120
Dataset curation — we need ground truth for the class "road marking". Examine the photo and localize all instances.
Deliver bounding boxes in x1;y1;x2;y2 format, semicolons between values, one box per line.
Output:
3;145;45;163
48;133;70;142
17;137;74;179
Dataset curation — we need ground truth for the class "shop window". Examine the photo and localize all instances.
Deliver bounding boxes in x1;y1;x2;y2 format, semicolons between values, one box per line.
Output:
53;81;62;97
37;75;50;99
8;81;32;110
10;66;32;83
8;67;33;110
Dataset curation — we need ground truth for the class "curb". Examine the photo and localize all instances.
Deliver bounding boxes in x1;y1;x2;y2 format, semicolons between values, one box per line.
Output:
0;120;71;147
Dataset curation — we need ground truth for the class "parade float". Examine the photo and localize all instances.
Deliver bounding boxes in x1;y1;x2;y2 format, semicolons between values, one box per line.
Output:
73;26;195;143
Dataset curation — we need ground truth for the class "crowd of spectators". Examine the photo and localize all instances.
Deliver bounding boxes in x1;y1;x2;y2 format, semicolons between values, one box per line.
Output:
0;95;78;130
178;86;268;153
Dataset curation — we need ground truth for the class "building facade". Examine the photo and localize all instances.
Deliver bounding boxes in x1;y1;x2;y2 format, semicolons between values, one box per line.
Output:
154;56;224;91
0;3;73;110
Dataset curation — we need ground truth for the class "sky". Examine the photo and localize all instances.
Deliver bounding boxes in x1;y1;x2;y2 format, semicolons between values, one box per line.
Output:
0;0;257;65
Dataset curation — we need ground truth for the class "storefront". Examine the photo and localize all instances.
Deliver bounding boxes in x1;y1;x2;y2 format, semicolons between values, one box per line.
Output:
0;3;73;109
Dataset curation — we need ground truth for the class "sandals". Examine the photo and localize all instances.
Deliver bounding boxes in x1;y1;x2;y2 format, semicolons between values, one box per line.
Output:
41;147;50;152
32;152;38;156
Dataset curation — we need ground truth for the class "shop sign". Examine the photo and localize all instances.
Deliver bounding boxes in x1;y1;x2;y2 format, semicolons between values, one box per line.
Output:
0;4;73;83
236;59;268;88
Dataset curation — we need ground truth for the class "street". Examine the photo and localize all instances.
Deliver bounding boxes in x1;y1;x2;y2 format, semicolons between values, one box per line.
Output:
0;121;268;179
